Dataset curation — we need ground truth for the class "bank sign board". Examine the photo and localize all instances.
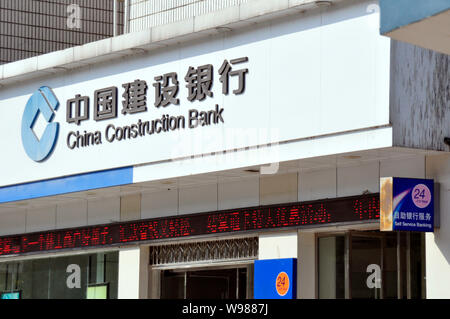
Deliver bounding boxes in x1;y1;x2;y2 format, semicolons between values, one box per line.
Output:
380;177;434;232
21;58;248;161
0;6;390;188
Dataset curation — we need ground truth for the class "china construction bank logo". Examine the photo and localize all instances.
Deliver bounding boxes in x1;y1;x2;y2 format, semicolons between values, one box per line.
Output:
21;86;60;162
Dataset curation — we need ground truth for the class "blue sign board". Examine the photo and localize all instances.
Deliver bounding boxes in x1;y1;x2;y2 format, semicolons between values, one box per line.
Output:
254;258;297;299
380;177;434;232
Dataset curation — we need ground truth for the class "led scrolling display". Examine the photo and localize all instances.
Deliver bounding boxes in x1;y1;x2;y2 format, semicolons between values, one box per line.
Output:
0;194;379;257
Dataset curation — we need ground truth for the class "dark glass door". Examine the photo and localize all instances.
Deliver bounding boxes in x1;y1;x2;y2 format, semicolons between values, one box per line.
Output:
161;267;248;299
350;235;382;299
318;231;425;299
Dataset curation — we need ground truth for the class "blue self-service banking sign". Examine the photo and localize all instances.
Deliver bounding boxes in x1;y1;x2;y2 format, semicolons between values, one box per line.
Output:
380;177;434;232
254;258;297;299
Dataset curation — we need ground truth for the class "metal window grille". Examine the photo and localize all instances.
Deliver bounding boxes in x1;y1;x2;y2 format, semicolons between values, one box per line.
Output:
149;237;258;266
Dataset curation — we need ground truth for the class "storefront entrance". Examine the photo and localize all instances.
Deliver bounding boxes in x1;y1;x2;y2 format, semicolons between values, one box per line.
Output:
161;267;250;299
318;231;425;299
149;237;258;299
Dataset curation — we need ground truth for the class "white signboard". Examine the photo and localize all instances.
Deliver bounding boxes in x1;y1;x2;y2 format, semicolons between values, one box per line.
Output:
0;7;390;187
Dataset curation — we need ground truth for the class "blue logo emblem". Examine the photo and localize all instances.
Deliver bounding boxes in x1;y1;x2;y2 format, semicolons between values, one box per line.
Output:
21;86;60;162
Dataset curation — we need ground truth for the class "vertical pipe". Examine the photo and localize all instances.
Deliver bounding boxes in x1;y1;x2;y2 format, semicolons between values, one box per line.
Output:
124;0;130;34
113;0;118;36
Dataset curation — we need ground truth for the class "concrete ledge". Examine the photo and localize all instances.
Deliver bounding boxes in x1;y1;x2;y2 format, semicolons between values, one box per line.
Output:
0;0;341;87
37;48;75;71
3;57;38;79
111;28;152;52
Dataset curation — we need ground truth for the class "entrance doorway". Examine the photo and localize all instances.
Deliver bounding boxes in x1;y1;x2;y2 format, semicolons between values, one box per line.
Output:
148;237;258;299
160;266;250;299
318;231;425;299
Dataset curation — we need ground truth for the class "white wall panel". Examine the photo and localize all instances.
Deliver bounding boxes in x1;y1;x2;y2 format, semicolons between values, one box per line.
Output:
179;184;218;214
298;231;316;299
299;168;336;202
87;197;121;225
120;194;141;221
26;205;56;233
118;246;148;299
56;200;88;229
259;231;298;259
141;189;178;218
260;173;298;205
380;155;425;178
337;162;379;197
218;177;259;210
0;208;26;236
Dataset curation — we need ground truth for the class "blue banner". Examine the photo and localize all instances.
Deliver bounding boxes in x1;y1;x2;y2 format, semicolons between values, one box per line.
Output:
254;258;297;299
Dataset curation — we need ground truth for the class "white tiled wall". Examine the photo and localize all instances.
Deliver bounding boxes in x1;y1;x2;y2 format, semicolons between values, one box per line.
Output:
337;162;380;197
218;177;259;210
259;231;298;259
141;189;178;219
129;0;249;32
260;173;298;205
121;194;141;221
380;156;425;178
87;197;121;226
25;205;56;233
299;168;336;202
179;184;218;215
0;208;26;236
56;200;88;229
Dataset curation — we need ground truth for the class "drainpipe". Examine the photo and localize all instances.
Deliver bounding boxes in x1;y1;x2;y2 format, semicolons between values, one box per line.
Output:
124;0;130;34
113;0;118;36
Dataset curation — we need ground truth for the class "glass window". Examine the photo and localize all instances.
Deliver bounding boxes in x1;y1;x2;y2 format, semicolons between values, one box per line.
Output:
350;236;382;299
318;236;345;299
161;267;250;299
317;231;426;299
0;251;118;299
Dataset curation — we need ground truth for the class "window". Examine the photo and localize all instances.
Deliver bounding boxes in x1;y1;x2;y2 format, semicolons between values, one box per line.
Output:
318;231;425;299
0;251;118;299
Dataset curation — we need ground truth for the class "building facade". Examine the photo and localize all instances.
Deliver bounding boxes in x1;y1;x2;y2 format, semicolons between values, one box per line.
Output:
0;0;448;299
0;0;123;65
